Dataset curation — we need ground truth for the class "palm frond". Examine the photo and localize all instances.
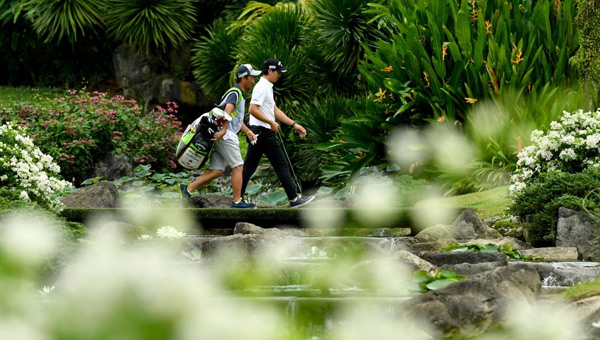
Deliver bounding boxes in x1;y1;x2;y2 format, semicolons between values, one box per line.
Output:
191;18;239;101
310;0;380;75
105;0;197;54
24;0;105;43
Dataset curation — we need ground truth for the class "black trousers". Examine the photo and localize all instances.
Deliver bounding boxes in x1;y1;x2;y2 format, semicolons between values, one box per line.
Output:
241;126;298;200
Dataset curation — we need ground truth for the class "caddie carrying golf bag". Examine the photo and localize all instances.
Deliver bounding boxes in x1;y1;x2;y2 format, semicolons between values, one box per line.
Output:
175;107;232;170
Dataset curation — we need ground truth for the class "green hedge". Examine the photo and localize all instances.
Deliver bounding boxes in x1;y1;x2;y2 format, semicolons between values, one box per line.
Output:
60;207;419;231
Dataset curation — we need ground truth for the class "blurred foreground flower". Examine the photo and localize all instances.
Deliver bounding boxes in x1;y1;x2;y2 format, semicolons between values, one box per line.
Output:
156;225;186;239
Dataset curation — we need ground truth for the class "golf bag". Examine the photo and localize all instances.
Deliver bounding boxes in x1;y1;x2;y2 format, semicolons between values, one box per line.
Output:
175;107;232;170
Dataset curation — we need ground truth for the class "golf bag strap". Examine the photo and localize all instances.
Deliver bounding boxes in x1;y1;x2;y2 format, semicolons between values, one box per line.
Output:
219;87;243;117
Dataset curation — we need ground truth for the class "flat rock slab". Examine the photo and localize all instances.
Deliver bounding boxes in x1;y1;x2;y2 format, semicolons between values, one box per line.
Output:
420;251;508;266
520;247;579;262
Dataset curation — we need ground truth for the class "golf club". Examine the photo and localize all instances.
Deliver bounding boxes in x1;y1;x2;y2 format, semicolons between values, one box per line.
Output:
276;130;303;195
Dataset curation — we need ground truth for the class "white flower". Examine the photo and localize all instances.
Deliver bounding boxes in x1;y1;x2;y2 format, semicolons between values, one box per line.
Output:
156;226;186;240
19;191;30;201
511;109;600;194
0;122;72;211
559;148;576;161
138;235;153;241
586;134;600;148
38;285;55;296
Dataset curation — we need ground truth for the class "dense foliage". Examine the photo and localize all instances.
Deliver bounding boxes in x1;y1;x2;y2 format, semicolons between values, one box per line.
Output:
509;167;600;246
0;89;182;184
362;0;578;124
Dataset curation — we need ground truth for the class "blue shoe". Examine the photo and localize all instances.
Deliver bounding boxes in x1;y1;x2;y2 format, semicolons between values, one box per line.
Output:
290;195;315;208
231;200;256;209
178;184;191;207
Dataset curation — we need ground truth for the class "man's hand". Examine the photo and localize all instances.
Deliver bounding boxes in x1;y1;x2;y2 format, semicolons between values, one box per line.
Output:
293;123;307;138
212;129;226;141
247;130;258;143
269;121;280;133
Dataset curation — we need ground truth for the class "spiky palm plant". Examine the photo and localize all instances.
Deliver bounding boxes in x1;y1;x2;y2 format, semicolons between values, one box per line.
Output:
191;18;240;101
309;0;380;76
293;95;356;184
236;4;317;114
104;0;196;54
23;0;105;43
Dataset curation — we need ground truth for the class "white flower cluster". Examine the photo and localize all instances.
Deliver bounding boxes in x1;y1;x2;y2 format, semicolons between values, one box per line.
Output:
0;122;71;211
155;225;186;239
510;109;600;194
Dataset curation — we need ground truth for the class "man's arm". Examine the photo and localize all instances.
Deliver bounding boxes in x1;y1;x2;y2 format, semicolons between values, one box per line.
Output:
274;105;307;138
249;104;280;133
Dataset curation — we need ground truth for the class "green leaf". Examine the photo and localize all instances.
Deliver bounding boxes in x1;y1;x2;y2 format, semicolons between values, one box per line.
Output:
383;78;405;93
436;269;459;279
426;279;454;291
412;270;431;283
454;9;472;58
316;186;334;197
334;187;352;200
80;177;97;186
246;183;262;196
257;190;288;206
481;244;500;253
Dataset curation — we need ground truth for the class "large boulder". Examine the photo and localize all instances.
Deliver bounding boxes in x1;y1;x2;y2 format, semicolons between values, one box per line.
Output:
404;263;541;338
190;194;232;208
113;44;213;114
394;250;438;276
201;223;301;258
415;208;500;243
93;154;133;181
61;182;122;208
420;251;508;276
556;207;600;261
453;208;500;239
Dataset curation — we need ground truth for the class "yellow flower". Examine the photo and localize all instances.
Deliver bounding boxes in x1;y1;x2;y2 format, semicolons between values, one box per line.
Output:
465;97;477;104
381;65;393;73
485;20;492;34
373;88;387;102
512;48;524;65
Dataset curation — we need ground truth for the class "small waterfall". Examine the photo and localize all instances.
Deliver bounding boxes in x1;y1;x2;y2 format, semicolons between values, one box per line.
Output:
515;262;600;287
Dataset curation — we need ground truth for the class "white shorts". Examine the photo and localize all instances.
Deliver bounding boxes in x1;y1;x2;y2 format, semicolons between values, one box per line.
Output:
208;137;244;171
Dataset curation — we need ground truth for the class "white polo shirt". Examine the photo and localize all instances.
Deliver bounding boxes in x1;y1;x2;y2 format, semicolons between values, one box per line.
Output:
249;76;276;129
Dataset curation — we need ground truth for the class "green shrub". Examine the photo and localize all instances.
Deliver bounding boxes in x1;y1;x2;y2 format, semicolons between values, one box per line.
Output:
509;167;600;246
0;89;183;184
